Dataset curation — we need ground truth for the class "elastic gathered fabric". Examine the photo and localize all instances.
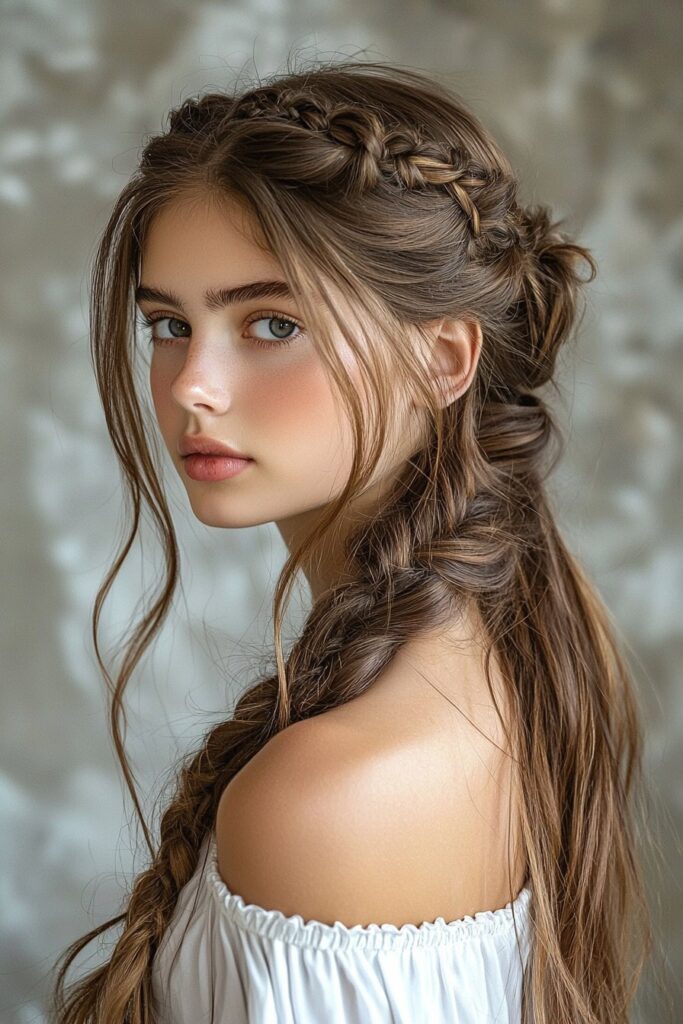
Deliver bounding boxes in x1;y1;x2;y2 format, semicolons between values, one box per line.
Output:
151;831;533;1023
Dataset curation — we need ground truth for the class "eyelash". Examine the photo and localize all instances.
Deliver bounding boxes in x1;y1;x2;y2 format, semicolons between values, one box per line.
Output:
136;311;304;350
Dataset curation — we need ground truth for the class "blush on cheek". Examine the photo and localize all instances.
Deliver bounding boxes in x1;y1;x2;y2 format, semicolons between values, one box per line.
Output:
250;357;352;472
251;359;332;425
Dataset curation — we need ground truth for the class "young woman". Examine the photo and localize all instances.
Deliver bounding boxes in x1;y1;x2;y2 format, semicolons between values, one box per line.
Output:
50;59;654;1023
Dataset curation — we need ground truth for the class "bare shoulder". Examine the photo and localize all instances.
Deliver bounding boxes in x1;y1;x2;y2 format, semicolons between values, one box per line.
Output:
215;678;525;928
215;716;382;926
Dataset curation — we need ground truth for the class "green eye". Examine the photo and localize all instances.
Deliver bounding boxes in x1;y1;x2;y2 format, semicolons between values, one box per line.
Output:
137;314;190;345
246;313;304;349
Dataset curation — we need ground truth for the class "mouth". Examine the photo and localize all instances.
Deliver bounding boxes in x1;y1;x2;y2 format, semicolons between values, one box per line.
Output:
179;434;253;460
182;452;254;482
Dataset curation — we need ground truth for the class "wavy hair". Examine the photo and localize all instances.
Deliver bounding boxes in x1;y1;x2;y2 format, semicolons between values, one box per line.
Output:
49;57;656;1023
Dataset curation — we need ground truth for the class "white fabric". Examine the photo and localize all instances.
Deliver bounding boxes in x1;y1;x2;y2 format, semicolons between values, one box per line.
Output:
151;831;533;1023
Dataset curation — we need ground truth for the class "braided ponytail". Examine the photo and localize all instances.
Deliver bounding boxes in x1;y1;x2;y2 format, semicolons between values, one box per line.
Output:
50;59;654;1024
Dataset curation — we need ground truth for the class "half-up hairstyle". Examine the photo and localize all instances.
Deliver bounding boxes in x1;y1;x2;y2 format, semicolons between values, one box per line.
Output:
49;57;655;1023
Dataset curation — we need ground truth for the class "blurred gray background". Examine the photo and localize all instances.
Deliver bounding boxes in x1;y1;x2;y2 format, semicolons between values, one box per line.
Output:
1;2;681;1022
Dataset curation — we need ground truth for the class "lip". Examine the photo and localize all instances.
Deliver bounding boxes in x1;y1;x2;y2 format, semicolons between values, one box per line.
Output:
183;453;253;482
179;434;252;459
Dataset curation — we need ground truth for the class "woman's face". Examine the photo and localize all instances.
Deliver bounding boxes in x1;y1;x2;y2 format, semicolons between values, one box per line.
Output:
138;193;421;575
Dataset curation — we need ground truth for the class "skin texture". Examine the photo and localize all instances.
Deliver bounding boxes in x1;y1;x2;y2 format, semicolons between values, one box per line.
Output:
140;193;527;925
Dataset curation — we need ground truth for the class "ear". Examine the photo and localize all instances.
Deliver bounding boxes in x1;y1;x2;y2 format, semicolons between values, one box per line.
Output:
417;317;483;409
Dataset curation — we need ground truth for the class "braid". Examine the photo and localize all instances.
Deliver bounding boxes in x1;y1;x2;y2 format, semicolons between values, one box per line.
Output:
93;671;291;1019
163;84;540;278
383;139;491;237
168;86;497;242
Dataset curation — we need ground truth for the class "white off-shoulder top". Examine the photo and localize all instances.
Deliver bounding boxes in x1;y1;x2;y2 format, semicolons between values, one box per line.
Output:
151;831;533;1023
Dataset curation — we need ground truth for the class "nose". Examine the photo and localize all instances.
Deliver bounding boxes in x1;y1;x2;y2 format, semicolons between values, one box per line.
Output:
169;343;233;415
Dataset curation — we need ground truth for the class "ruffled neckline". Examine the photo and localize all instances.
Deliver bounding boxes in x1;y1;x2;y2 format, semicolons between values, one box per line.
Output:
204;832;532;952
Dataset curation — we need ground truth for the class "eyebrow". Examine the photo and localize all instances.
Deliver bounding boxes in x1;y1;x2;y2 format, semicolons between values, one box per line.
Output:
134;279;294;314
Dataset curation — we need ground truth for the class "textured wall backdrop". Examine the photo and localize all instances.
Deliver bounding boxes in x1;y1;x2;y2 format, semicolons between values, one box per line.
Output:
1;2;681;1022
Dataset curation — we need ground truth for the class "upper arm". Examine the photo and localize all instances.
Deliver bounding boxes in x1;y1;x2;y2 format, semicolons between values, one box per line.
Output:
215;712;520;928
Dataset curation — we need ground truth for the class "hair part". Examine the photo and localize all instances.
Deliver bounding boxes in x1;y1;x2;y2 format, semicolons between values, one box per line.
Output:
49;55;661;1024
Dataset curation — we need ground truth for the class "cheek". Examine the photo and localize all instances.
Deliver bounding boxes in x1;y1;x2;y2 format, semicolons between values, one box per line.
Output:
254;358;319;417
252;358;354;474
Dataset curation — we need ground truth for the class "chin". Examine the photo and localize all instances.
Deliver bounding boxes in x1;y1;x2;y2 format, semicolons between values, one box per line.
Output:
184;494;256;529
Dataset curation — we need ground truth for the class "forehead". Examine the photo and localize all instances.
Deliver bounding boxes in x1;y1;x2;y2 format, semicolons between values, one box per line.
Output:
140;192;281;279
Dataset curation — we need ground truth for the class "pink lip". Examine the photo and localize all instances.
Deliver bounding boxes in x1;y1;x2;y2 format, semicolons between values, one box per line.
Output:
183;454;253;482
179;434;251;459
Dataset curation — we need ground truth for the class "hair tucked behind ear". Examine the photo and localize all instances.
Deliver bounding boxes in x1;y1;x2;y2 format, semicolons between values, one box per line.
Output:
49;56;663;1024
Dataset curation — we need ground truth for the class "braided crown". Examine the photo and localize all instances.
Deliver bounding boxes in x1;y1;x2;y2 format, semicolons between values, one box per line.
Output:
233;88;495;235
167;88;517;244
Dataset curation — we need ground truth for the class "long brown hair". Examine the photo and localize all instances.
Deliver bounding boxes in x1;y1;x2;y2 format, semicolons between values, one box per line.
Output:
49;57;657;1023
